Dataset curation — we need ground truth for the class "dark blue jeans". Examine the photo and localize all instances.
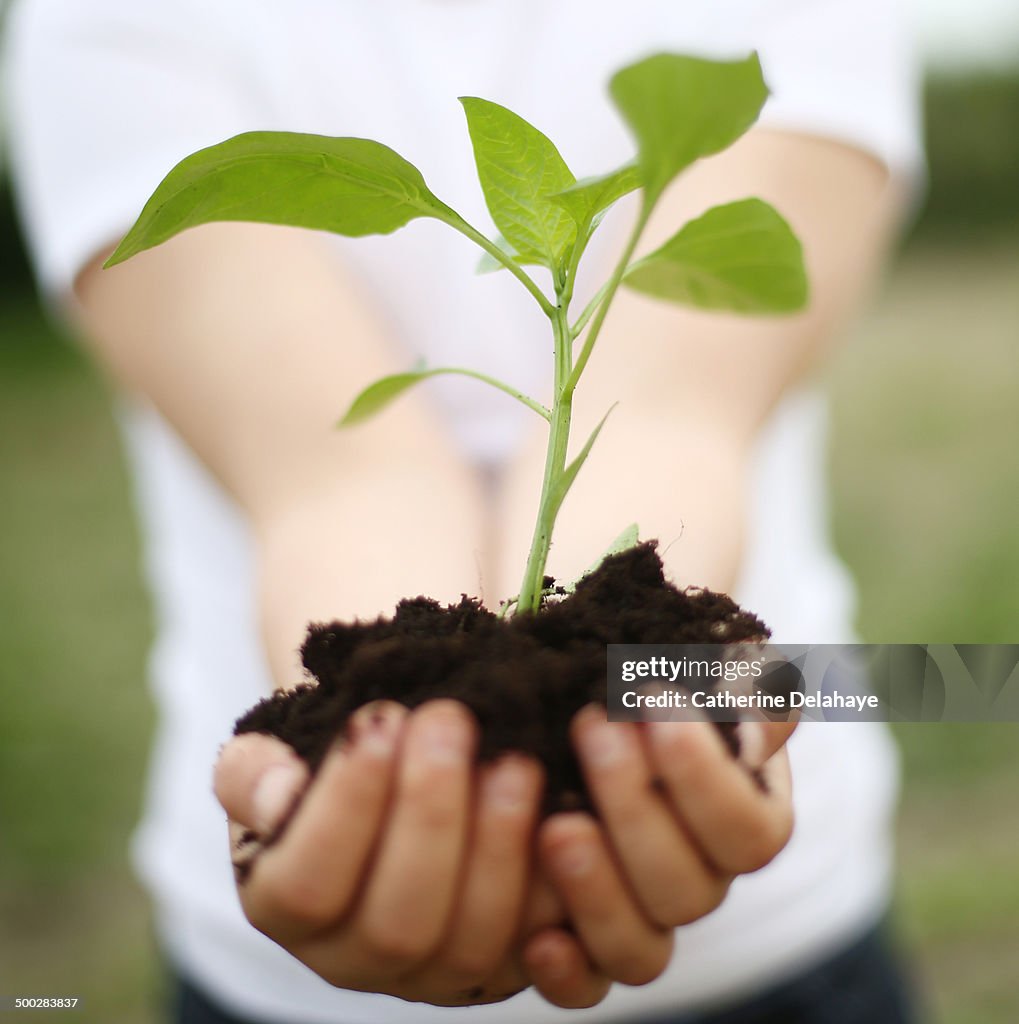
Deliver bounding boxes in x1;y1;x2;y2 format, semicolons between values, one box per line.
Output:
641;920;919;1024
169;919;920;1024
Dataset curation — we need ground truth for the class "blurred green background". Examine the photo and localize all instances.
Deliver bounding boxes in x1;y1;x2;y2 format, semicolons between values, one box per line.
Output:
2;67;1018;1023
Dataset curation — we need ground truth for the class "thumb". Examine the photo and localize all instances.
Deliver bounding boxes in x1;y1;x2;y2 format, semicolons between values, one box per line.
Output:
213;732;310;835
737;717;797;771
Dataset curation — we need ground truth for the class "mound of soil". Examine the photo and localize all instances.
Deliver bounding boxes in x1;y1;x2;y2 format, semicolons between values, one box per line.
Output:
235;542;769;814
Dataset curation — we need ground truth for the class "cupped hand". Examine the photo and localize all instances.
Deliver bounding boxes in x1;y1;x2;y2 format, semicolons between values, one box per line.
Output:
213;699;611;1007
529;704;795;1004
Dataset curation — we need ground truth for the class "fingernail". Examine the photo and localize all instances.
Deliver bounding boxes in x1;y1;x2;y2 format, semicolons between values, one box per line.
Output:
647;707;710;750
739;719;766;769
421;706;472;764
577;717;629;768
253;762;306;834
553;841;593;878
484;757;534;811
537;943;572;980
350;700;406;758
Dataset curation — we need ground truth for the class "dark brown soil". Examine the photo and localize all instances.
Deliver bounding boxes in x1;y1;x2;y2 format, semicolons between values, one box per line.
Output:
235;543;769;814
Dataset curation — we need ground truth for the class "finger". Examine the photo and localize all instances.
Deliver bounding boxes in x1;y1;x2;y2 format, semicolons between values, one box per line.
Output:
228;819;264;884
523;928;612;1009
646;718;794;875
572;705;730;927
213;732;309;834
522;865;568;934
458;960;530;1006
401;956;532;1008
539;814;673;987
354;700;478;970
737;718;797;770
435;754;544;983
243;701;407;935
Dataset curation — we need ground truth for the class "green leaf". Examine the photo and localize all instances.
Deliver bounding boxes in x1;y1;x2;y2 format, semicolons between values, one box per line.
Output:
565;523;641;593
591;523;640;569
476;234;545;275
338;371;440;426
106;131;465;266
339;366;550;427
548;163;642;230
548;405;617;517
624;198;808;313
610;53;769;203
460;97;577;269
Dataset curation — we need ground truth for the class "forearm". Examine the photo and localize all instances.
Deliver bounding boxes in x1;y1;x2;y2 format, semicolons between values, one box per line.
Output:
74;224;440;513
615;128;906;441
74;223;487;691
496;408;747;595
256;470;486;690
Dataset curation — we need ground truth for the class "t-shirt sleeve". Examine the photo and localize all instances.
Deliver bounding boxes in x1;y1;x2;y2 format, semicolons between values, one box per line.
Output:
753;0;924;183
2;0;261;300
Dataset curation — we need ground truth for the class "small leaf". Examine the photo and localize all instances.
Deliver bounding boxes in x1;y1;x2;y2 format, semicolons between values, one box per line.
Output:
460;97;577;269
548;163;642;230
476;234;545;275
548;405;617;517
338;371;439;426
565;523;641;593
106;131;465;266
339;366;549;426
610;53;768;202
624;198;808;313
591;523;641;569
476;250;503;274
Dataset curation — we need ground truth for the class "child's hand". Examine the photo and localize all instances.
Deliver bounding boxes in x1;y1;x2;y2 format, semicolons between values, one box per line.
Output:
536;704;795;997
211;698;781;1008
213;700;611;1007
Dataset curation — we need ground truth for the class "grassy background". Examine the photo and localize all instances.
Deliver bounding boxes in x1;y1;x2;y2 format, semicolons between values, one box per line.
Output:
2;73;1018;1023
827;243;1019;1023
0;301;158;1021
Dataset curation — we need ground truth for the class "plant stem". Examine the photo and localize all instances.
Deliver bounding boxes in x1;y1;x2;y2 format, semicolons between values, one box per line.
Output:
514;199;654;614
428;368;550;421
570;280;611;338
565;200;652;395
516;298;574;613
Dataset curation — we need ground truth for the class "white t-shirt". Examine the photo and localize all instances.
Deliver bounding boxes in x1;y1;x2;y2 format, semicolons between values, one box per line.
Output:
3;2;921;1021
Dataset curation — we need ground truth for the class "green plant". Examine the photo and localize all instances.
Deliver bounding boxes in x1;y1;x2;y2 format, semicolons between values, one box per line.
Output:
106;52;808;615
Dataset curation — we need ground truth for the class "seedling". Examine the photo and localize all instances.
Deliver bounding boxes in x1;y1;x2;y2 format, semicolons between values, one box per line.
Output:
107;52;808;615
